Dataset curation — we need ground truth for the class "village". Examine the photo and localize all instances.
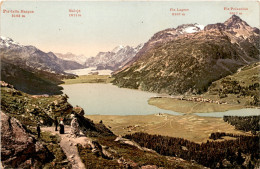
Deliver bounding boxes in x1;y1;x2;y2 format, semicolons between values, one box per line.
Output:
154;94;228;105
177;96;228;105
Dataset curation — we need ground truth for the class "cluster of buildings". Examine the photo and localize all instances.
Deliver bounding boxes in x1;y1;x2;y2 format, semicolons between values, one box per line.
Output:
177;96;227;105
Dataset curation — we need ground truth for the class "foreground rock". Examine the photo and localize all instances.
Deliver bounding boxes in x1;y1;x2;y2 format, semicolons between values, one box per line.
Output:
1;111;54;168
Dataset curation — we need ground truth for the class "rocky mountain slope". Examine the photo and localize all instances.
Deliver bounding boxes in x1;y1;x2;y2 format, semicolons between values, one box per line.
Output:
55;52;87;65
113;15;260;95
121;23;204;70
0;36;85;73
85;44;143;71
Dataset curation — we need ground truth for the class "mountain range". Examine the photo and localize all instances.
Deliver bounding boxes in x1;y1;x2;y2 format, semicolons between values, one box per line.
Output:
0;37;83;94
0;37;85;73
113;15;260;95
85;44;143;71
55;52;87;65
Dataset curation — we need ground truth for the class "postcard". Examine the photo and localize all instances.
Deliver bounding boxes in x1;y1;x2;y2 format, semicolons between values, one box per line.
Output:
1;0;259;168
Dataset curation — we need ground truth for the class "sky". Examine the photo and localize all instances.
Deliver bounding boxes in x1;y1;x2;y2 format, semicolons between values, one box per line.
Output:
0;1;259;57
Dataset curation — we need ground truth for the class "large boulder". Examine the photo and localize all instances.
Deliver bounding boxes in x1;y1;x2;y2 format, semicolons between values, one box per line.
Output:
1;111;54;168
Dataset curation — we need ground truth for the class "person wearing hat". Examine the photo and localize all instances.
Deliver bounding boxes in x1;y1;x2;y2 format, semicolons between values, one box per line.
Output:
59;118;65;134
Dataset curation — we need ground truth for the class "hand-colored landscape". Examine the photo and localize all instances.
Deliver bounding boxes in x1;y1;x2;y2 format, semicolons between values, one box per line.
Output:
1;2;259;168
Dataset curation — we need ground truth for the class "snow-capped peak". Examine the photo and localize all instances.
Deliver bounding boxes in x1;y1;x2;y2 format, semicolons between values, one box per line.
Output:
177;23;204;34
112;45;125;53
0;36;22;47
194;24;205;30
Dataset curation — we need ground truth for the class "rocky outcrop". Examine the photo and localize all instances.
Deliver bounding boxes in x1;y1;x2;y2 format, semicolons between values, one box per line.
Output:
74;111;114;137
73;106;85;116
0;81;14;88
47;95;74;125
1;111;54;168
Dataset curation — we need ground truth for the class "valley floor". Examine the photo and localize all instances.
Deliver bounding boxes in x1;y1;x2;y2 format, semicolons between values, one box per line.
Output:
86;113;250;143
62;75;114;84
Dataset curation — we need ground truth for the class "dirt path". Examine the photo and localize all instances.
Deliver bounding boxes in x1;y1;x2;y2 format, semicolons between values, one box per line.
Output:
41;126;87;169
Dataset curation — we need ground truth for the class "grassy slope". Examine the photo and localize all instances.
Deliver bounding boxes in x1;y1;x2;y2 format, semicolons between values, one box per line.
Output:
203;62;260;106
147;62;259;114
1;60;72;95
78;136;205;169
0;86;72;126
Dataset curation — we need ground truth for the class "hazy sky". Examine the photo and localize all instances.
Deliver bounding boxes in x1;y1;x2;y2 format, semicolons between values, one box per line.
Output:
1;1;259;57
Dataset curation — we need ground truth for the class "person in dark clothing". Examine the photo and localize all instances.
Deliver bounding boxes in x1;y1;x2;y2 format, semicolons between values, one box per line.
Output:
37;123;41;138
54;117;58;131
59;119;64;134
